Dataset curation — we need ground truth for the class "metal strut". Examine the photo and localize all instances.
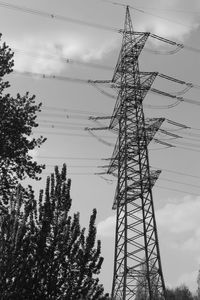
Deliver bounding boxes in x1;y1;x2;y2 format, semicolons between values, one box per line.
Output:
110;6;166;300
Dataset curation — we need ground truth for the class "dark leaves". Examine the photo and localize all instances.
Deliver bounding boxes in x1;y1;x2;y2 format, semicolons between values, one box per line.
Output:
0;165;107;299
0;35;46;205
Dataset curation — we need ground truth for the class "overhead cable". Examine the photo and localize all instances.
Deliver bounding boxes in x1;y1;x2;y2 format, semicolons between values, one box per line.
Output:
38;155;103;161
14;48;113;71
151;88;200;107
2;1;200;56
42;105;107;116
155;185;200;196
159;177;200;190
153;167;200;180
100;0;196;28
13;70;200;111
14;70;92;84
0;1;118;32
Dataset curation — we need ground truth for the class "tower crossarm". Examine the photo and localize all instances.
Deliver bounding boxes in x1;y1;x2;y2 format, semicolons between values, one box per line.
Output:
112;170;161;209
88;116;112;120
108;118;165;175
113;32;150;83
90;72;158;90
109;73;158;129
85;126;110;131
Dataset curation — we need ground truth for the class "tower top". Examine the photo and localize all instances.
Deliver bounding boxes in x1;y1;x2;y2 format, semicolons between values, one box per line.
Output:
124;5;134;33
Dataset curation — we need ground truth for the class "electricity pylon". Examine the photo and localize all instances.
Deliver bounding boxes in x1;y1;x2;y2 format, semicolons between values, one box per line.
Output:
108;6;166;300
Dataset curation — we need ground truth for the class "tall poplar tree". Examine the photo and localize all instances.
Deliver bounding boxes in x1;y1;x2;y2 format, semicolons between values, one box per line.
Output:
0;165;109;299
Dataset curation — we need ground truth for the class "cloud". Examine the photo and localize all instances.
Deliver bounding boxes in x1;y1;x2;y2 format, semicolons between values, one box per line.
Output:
97;215;116;238
98;196;200;244
155;196;200;255
156;196;200;235
11;32;117;74
134;0;200;40
97;196;200;291
9;0;200;74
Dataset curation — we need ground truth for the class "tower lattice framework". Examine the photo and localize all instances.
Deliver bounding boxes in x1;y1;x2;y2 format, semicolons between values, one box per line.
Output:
109;7;166;300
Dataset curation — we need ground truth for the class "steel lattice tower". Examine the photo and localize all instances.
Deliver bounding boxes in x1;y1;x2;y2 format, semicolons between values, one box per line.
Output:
109;6;166;300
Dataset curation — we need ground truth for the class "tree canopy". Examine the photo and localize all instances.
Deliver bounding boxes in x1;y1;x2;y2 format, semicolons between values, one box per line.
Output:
166;285;194;300
0;34;46;204
0;34;109;299
0;165;109;299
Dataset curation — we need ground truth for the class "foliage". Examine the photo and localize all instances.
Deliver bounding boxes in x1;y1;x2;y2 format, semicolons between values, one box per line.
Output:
166;285;194;300
197;270;200;299
0;34;46;204
0;164;109;299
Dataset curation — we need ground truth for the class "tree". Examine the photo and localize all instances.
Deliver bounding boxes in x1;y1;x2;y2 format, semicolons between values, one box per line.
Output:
197;269;200;299
0;164;109;299
0;34;46;204
166;285;194;300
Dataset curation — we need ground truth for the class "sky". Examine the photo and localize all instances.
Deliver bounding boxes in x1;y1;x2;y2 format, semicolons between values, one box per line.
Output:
1;0;200;295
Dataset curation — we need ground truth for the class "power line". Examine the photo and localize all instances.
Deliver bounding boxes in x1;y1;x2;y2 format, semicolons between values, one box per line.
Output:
15;70;200;97
169;139;200;148
34;130;115;138
155;185;200;196
145;8;200;15
42;171;96;176
2;1;200;56
99;0;197;29
37;120;200;138
0;0;196;32
38;157;200;192
41;162;200;188
45;164;99;168
0;1;118;32
147;9;200;14
38;110;108;120
44;163;200;182
97;174;200;192
35;123;200;146
37;124;89;131
38;159;200;181
38;119;92;127
100;1;200;55
160;177;200;190
12;46;186;77
38;156;104;161
150;88;200;107
35;128;200;149
40;107;200;131
176;145;200;153
35;108;200;140
13;48;113;71
14;70;200;110
13;70;92;84
42;105;108;116
152;167;200;180
42;171;200;194
38;113;91;121
129;5;196;29
114;4;200;14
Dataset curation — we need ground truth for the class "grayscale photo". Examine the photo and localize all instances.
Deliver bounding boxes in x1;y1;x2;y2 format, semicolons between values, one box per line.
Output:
0;1;200;299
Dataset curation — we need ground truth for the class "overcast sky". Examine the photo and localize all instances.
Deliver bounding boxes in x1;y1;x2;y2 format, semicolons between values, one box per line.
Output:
1;0;200;294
